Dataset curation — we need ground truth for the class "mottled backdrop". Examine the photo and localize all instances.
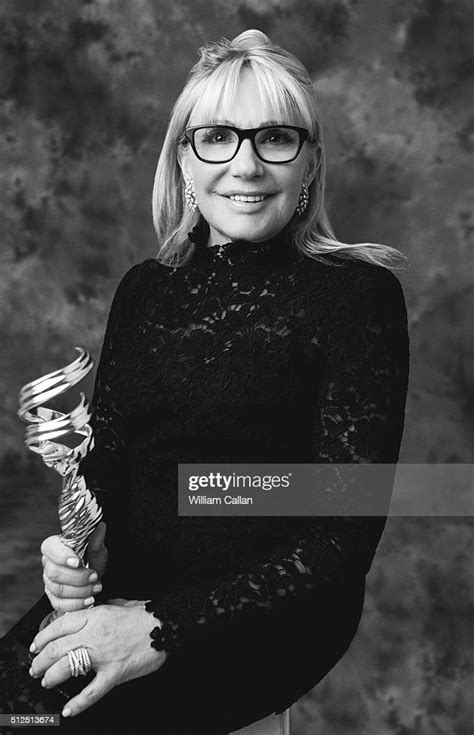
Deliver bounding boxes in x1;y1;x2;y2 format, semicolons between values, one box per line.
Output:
0;1;473;733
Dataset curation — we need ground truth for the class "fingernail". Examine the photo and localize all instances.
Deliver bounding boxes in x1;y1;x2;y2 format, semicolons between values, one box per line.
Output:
29;667;34;677
83;597;94;606
41;678;47;688
92;583;102;593
89;572;98;582
66;558;79;568
62;708;71;718
29;642;37;653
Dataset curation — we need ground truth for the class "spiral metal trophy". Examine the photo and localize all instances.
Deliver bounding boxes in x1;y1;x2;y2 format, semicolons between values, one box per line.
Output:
17;347;103;624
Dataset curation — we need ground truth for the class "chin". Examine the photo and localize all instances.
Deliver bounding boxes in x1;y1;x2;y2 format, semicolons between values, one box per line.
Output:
217;220;283;244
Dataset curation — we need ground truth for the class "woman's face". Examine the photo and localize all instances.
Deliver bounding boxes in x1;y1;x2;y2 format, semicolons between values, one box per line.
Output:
179;68;316;245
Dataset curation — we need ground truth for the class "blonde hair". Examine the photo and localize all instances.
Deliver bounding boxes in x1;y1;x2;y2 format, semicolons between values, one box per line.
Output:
152;29;409;270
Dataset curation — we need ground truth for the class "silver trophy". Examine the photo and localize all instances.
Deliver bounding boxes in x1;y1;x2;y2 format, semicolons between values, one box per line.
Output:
18;347;103;624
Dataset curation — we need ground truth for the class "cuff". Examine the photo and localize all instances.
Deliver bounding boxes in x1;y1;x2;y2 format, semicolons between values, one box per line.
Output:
144;602;179;654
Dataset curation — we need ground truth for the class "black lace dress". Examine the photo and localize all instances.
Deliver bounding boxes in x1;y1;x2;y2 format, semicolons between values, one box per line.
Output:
0;220;409;734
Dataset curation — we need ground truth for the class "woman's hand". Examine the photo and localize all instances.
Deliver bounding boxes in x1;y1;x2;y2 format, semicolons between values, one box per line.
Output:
29;602;167;718
41;522;108;613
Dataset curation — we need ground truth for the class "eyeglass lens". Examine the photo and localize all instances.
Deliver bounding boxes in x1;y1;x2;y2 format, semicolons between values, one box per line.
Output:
193;127;302;162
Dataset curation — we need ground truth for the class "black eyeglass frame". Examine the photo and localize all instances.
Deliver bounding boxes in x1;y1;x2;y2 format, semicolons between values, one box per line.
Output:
184;124;310;164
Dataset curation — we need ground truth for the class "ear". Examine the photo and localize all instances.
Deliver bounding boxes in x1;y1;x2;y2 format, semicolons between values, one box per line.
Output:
304;143;322;187
177;145;192;183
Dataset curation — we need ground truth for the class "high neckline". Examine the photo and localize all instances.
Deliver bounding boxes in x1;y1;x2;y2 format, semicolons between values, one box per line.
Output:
188;217;298;265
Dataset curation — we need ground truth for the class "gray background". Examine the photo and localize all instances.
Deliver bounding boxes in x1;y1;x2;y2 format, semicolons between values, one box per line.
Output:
1;1;473;733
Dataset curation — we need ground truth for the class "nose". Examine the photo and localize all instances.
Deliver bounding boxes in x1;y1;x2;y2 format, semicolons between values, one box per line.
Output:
229;138;264;178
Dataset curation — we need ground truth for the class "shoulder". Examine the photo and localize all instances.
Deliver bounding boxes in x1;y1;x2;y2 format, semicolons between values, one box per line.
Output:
342;259;406;304
339;261;408;329
117;257;178;285
112;257;179;299
311;255;402;288
339;261;408;339
298;257;408;343
298;255;406;306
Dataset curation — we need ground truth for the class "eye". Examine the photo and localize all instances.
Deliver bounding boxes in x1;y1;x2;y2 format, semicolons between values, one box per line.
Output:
260;128;294;145
267;133;286;144
201;127;232;144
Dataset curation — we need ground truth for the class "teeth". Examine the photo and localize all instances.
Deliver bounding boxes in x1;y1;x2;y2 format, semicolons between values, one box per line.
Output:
229;195;267;202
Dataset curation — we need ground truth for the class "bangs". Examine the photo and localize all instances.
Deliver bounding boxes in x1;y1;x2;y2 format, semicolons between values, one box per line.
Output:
189;59;317;137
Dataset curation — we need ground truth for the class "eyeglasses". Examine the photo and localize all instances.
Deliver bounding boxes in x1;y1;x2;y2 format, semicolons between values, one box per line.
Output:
184;125;310;164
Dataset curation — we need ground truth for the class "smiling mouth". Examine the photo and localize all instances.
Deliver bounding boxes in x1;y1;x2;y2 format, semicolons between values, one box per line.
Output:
223;194;272;203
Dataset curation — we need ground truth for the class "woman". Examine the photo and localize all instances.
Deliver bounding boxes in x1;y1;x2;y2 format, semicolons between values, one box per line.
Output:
25;29;409;734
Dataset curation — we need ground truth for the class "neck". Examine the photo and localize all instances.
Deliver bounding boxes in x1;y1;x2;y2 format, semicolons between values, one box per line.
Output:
188;217;295;253
187;219;299;267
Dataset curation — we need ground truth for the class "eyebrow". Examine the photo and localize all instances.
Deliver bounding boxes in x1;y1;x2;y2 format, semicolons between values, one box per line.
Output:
203;118;283;127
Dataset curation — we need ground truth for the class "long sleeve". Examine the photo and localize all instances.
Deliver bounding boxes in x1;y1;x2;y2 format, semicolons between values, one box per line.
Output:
145;264;410;655
78;265;142;520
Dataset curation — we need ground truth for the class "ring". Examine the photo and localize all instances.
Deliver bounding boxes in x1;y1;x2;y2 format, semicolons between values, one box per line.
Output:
67;647;92;677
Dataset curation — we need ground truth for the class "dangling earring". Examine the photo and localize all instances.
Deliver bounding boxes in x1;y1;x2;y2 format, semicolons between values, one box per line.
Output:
296;183;309;215
184;179;198;211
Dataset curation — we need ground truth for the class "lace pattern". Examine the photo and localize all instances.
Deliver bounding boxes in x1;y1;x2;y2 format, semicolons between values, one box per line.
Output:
79;225;409;656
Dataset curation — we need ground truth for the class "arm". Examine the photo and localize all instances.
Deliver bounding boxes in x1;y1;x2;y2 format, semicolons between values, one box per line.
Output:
144;265;410;655
38;265;143;615
78;264;142;520
76;264;144;594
